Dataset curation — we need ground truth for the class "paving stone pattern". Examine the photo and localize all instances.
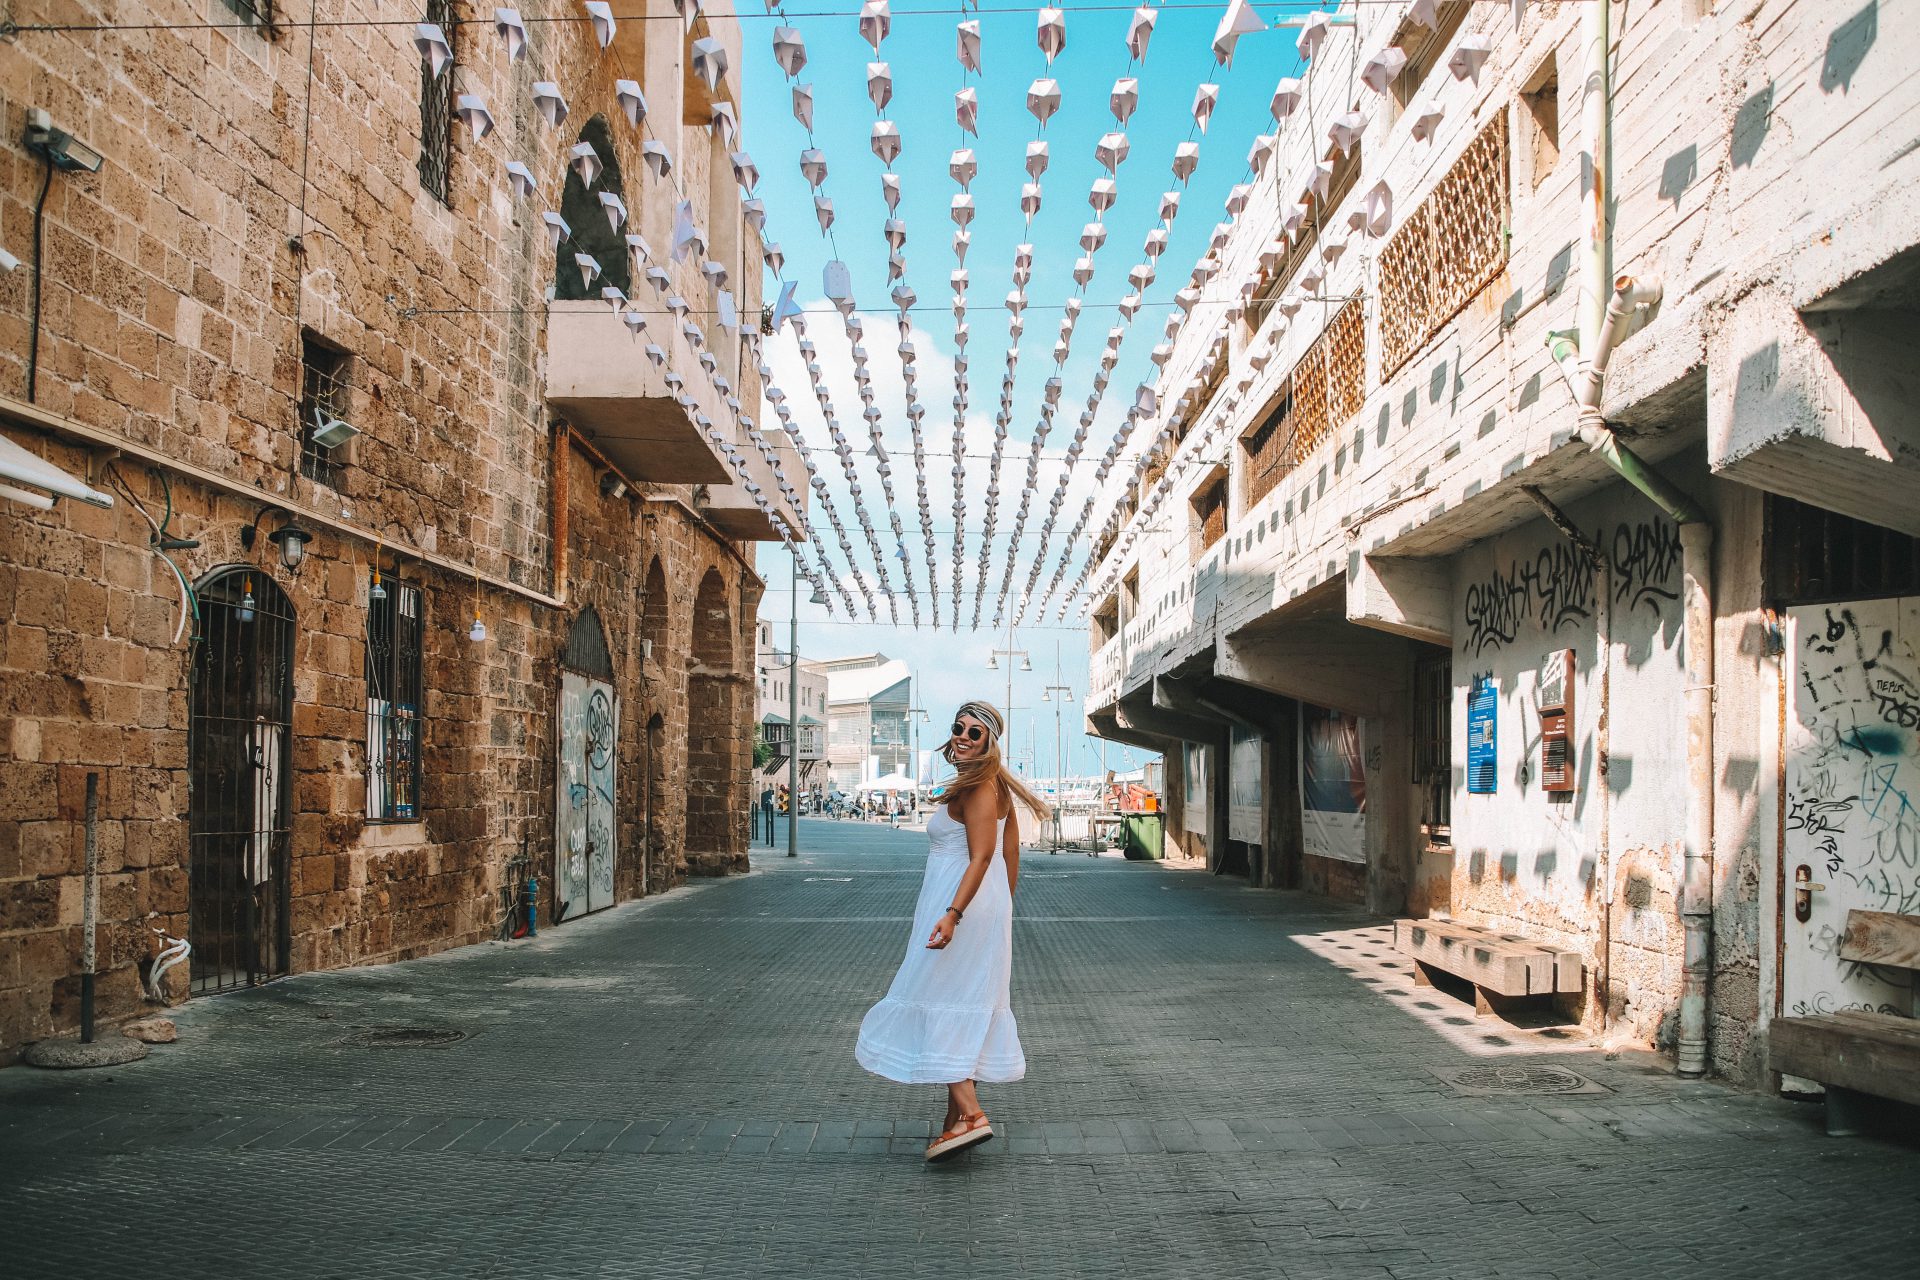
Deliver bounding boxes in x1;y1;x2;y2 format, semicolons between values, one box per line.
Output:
3;820;1917;1278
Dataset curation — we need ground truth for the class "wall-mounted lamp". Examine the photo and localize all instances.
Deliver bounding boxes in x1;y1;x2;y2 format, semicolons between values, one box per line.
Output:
240;506;313;571
238;575;257;624
599;471;627;499
24;109;103;173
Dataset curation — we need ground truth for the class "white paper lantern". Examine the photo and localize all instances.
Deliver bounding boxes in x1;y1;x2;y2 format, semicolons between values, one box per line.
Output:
1020;183;1043;218
859;0;891;52
799;149;828;189
1212;0;1264;67
641;140;672;178
1362;46;1409;96
1127;6;1157;59
414;23;452;79
1411;104;1445;143
1089;177;1117;213
1027;78;1062;127
956;19;982;71
504;160;535;200
870;121;902;165
791;84;814;130
532;82;568;128
1449;34;1493;85
955;87;979;136
1296;9;1331;63
568;141;601;187
1026;140;1050;181
773;26;807;78
1172;141;1200;183
1110;77;1139;125
584;1;615;49
1329;110;1366;156
867;61;893;111
1095;132;1130;175
949;149;977;189
1037;6;1066;63
598;190;627;233
494;8;528;62
1191;83;1220;133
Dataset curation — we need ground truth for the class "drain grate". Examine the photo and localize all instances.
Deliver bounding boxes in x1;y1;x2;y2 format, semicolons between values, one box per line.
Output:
1440;1064;1606;1096
339;1026;470;1048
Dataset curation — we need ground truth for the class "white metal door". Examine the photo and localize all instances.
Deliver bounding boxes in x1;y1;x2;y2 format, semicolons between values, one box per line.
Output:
556;673;618;920
1782;597;1920;1018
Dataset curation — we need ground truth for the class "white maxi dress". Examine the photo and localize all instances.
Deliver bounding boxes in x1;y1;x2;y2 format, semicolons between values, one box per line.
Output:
855;805;1026;1084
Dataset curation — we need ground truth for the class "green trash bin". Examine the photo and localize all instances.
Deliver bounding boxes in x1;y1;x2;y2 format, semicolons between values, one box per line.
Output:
1121;813;1164;861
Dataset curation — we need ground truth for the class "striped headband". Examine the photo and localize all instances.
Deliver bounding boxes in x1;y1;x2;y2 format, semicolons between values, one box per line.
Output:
953;701;1005;744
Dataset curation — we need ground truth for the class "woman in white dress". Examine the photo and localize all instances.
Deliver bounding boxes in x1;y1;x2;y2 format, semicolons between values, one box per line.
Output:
855;700;1050;1160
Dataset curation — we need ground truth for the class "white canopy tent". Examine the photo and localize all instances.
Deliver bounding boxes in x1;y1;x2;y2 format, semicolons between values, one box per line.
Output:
856;772;920;793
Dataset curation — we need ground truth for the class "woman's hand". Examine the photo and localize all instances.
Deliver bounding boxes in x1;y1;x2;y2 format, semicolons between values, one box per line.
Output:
926;912;956;949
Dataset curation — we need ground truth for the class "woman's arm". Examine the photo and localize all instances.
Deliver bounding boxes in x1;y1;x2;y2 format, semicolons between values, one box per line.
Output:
1003;803;1020;899
925;790;1001;949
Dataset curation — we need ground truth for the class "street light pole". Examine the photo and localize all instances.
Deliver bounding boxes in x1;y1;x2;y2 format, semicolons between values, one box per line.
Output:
788;555;800;859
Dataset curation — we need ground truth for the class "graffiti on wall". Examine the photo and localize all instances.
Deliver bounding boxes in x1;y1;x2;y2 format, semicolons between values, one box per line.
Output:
1462;519;1683;655
1783;599;1920;1019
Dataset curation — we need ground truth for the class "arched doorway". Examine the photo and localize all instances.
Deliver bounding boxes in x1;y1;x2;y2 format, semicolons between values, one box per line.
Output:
188;566;295;993
555;606;618;921
684;568;743;873
553;115;631;300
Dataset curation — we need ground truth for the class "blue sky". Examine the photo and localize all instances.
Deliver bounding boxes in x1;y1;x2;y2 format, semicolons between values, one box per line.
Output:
746;2;1311;779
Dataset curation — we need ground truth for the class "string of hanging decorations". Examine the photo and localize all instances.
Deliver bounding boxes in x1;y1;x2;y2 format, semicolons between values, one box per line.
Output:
420;2;832;613
1060;3;1454;621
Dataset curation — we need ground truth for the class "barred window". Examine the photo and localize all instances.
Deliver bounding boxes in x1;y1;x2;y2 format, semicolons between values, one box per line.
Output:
1238;300;1364;507
299;334;350;490
367;578;425;822
221;0;274;30
1412;649;1452;844
1193;473;1228;553
1378;113;1510;379
418;0;455;206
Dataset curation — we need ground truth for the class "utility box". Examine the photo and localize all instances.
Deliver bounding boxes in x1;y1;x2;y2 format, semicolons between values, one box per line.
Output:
1539;648;1575;793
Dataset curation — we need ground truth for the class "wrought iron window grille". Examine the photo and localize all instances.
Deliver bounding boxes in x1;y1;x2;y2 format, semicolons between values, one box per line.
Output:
299;334;351;490
366;577;426;822
418;0;456;207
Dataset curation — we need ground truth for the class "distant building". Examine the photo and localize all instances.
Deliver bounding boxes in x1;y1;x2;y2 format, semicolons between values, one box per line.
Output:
817;655;915;793
754;621;828;791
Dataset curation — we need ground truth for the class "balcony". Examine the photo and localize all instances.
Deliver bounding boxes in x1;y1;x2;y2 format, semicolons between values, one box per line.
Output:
546;302;805;541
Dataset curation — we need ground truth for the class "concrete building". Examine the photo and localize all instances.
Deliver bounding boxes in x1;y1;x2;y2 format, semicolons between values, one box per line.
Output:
1078;0;1918;1085
818;655;914;794
0;1;802;1059
753;620;827;792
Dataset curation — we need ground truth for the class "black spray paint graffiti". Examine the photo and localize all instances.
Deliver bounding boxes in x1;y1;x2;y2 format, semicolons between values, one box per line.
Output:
1462;519;1681;655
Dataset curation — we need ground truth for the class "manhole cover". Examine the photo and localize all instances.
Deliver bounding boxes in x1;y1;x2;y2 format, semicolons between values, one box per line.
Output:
1440;1064;1606;1096
339;1026;469;1048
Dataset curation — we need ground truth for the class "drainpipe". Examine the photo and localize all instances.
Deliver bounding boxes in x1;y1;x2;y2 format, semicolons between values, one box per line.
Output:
1544;0;1715;1078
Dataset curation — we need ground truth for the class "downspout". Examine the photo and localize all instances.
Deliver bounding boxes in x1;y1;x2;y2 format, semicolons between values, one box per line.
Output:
1548;0;1715;1078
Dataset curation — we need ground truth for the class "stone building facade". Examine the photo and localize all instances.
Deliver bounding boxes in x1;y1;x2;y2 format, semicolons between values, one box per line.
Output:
1080;0;1918;1086
0;1;801;1060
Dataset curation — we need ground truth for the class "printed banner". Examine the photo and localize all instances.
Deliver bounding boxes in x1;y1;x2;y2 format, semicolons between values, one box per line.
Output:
1228;726;1262;844
1300;704;1366;864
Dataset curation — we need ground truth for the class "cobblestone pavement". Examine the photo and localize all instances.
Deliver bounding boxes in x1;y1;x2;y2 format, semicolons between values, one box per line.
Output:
5;820;1918;1278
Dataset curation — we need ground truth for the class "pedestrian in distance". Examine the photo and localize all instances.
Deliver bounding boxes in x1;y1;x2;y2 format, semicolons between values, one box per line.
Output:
855;701;1051;1161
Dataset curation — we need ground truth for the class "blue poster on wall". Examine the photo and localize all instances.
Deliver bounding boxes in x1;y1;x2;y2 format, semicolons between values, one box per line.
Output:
1467;675;1497;794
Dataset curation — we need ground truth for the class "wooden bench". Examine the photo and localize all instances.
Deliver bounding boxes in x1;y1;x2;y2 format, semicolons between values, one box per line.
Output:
1394;918;1584;1018
1770;909;1920;1137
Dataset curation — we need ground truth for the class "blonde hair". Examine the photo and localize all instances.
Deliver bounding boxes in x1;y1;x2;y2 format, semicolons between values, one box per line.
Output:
938;701;1052;825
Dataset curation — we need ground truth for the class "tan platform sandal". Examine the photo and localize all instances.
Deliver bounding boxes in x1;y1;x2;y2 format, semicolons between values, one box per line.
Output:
925;1111;993;1162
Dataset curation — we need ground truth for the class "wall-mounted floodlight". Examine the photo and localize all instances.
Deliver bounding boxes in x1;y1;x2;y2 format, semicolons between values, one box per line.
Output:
24;109;103;173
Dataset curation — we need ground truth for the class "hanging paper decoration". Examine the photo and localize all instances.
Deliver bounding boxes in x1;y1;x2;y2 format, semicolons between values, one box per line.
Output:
1160;189;1180;221
569;141;602;187
1095;132;1130;174
859;0;890;53
771;280;803;332
414;23;452;79
949;149;977;189
1172;141;1200;182
952;230;970;262
950;194;975;227
622;311;648;337
1212;0;1265;67
600;285;626;315
955;88;979;135
708;101;737;144
1450;34;1493;84
1224;183;1251;216
690;37;728;93
1320;238;1347;269
541;211;570;250
1143;227;1168;258
1127;6;1157;59
1020;183;1043;218
1027;79;1061;127
1247;133;1276;176
867;62;893;111
957;19;982;71
574;254;600;292
1191;84;1219;133
884;218;907;250
1362;181;1393;236
791;84;814;130
645;265;670;293
1311;158;1335;198
1296;10;1331;62
1270;77;1302;122
1282;200;1307;235
1329;110;1366;156
773;28;807;78
1026;140;1050;180
494;8;528;62
1079;221;1108;253
614;80;646;128
870;121;902;164
584;1;615;49
671;200;699;261
1411;104;1445;143
701;259;729;289
741;198;765;233
730;152;759;192
799;149;828;188
1089;177;1117;212
1108;77;1140;126
1072;258;1094;286
504;161;535;199
532;83;568;128
1362;46;1409;95
881;172;902;212
598;191;626;232
1036;7;1066;63
1298;260;1326;293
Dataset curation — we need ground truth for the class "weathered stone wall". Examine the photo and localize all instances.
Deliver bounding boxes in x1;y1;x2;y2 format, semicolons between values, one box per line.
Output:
0;2;766;1061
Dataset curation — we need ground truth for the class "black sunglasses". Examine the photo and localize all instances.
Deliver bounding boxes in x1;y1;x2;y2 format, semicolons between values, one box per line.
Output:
950;722;984;742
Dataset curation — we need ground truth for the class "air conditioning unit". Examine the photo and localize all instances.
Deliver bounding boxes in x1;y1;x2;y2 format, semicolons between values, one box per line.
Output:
310;406;359;449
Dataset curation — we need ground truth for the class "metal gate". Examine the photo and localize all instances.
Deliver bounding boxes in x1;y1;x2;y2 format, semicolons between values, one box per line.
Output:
555;609;617;921
188;567;294;994
1782;597;1920;1020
